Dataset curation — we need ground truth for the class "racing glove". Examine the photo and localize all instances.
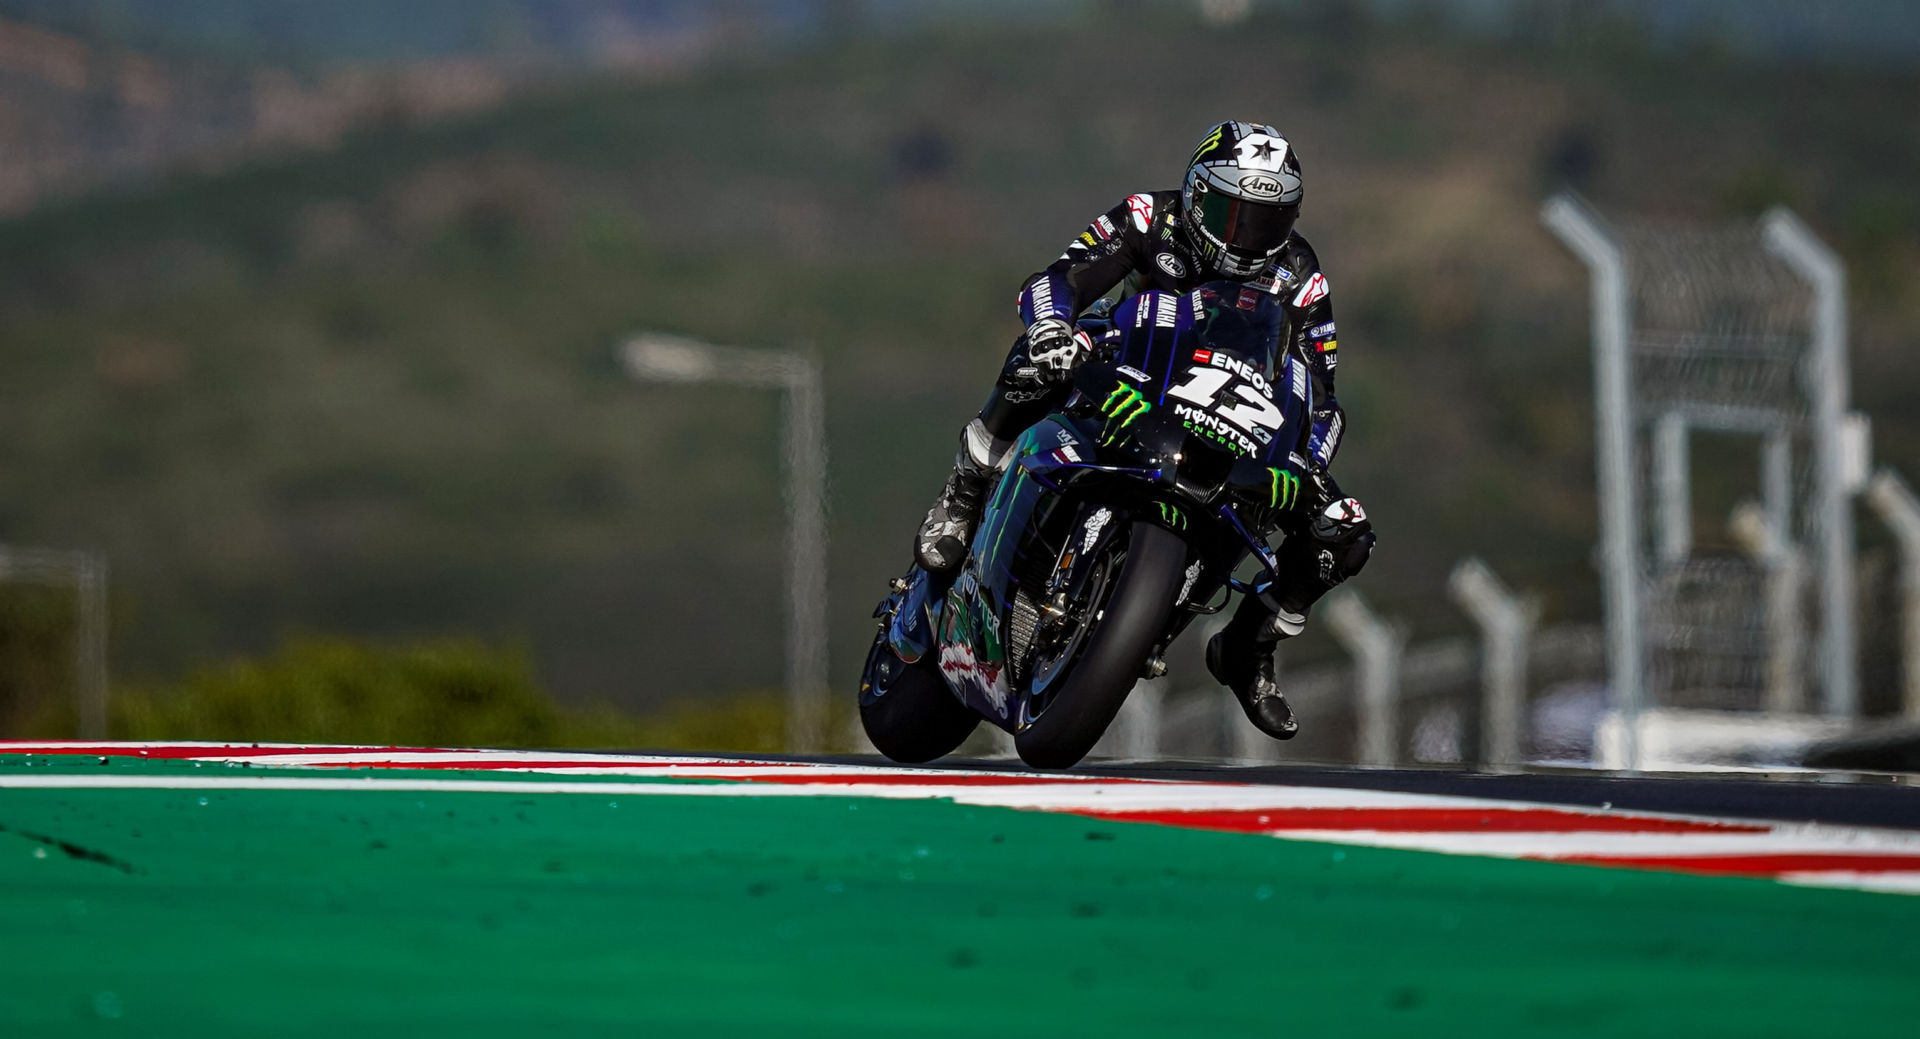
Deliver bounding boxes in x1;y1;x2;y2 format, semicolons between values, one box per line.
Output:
1023;317;1092;384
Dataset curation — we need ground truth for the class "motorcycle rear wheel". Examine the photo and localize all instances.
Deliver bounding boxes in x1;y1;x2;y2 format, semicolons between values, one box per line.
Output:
859;628;980;763
1015;520;1186;769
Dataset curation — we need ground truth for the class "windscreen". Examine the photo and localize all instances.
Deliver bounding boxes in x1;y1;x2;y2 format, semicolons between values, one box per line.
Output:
1191;282;1285;366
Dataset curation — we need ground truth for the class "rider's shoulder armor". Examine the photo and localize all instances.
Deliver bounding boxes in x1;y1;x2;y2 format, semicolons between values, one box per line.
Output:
1134;190;1201;292
1261;233;1327;312
1113;190;1206;299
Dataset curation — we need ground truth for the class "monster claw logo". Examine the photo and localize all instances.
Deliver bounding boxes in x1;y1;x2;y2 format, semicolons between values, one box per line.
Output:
1190;123;1226;166
1099;382;1151;445
1157;502;1187;530
1268;468;1301;510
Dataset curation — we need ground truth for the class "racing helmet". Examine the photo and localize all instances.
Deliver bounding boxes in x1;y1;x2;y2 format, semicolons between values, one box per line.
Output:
1180;121;1303;278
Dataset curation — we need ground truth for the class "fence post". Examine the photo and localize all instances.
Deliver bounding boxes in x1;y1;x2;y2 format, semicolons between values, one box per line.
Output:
1448;558;1539;769
1112;680;1163;760
1324;590;1406;767
1764;208;1858;720
1865;468;1920;720
73;554;109;739
1541;193;1645;771
1728;499;1807;714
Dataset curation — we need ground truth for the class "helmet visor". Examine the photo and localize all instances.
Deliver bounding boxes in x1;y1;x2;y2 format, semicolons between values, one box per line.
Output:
1196;191;1297;258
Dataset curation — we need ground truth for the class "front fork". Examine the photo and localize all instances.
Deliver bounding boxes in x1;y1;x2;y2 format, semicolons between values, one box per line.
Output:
874;566;944;666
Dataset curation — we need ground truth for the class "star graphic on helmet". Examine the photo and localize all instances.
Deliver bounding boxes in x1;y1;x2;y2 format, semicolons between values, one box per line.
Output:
1248;139;1278;162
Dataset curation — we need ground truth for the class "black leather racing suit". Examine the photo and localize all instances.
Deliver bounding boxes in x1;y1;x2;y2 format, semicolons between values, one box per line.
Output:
982;190;1373;643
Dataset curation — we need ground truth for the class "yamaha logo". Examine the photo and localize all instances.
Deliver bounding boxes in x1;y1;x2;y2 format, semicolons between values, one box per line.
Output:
1154;252;1186;278
1238;174;1282;198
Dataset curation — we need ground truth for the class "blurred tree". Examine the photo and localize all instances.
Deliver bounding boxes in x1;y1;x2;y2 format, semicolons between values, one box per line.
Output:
1539;125;1602;195
0;585;76;735
111;636;785;751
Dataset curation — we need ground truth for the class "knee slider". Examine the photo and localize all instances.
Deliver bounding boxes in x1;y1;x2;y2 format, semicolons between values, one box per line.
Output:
1329;528;1375;584
1307;496;1373;587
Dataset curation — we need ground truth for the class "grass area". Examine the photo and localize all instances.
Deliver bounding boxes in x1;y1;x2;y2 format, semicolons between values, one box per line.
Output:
2;754;1917;1035
1;10;1918;718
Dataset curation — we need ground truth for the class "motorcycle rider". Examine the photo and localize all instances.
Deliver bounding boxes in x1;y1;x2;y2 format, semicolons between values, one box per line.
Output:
914;120;1374;741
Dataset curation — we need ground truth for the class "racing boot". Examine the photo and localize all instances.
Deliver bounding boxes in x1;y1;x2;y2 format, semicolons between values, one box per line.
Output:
1206;601;1306;740
914;418;1011;573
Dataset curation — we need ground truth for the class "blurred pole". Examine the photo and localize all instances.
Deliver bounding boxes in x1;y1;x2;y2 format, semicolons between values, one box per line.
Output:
1653;413;1690;567
1324;590;1405;767
1542;193;1644;771
1763;208;1858;721
780;350;830;754
1728;497;1806;714
1115;680;1162;760
1448;558;1538;770
0;545;109;738
1864;468;1920;720
74;554;109;739
619;333;830;753
1090;681;1161;761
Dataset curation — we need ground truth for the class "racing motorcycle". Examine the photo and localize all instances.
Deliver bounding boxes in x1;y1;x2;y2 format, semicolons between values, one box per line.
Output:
859;282;1314;769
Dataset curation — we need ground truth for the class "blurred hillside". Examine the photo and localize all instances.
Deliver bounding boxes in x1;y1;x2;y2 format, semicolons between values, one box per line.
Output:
0;2;759;213
1;6;1917;713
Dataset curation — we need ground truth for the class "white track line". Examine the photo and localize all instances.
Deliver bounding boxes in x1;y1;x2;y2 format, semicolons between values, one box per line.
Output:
1274;828;1920;859
0;767;1722;816
8;743;1919;894
0;773;1587;811
1780;872;1920;894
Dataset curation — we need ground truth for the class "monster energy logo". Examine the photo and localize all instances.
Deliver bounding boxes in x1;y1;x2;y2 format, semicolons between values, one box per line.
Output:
1269;468;1301;510
1190;124;1226;166
1157;502;1187;530
1099;382;1151;445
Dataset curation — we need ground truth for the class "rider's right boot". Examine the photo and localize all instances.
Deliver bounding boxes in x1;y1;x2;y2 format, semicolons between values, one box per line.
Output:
914;418;1011;574
1206;600;1307;740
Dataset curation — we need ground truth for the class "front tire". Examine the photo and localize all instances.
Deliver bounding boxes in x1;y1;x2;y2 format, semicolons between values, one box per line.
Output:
859;629;979;763
1015;520;1186;769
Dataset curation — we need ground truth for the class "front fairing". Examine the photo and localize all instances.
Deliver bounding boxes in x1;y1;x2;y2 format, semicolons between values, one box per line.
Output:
930;287;1313;734
937;417;1087;725
1072;287;1311;510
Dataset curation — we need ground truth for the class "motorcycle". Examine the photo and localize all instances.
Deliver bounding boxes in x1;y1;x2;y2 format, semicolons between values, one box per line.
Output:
860;282;1313;769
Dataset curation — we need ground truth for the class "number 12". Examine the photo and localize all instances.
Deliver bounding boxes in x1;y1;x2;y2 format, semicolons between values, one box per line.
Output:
1166;367;1283;435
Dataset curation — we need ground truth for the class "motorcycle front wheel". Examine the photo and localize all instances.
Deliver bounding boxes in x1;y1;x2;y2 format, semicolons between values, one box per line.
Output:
858;627;980;763
1015;519;1186;769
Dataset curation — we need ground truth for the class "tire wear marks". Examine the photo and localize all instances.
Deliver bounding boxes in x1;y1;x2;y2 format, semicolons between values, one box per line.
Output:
0;821;139;874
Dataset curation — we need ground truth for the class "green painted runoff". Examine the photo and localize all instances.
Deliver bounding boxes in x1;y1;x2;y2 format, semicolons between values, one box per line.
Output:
1;754;1916;1037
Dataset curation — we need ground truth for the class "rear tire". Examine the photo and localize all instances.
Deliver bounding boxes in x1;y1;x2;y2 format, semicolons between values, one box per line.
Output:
859;630;980;763
1015;520;1186;769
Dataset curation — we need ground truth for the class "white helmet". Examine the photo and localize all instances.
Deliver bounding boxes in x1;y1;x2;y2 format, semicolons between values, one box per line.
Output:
1180;121;1304;278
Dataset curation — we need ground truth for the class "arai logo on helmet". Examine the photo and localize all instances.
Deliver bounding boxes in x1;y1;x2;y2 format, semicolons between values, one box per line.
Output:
1238;174;1283;199
1154;252;1187;278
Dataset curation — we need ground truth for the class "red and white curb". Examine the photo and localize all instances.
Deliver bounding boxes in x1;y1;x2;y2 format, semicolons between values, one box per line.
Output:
6;741;1919;895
